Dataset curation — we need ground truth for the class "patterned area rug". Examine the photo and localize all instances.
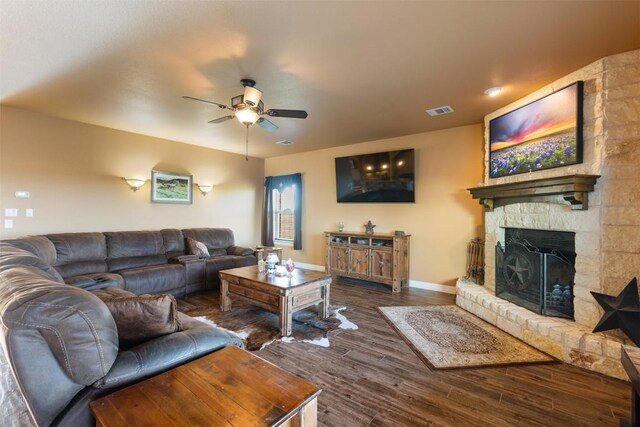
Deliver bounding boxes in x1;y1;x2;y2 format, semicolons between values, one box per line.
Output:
378;305;555;369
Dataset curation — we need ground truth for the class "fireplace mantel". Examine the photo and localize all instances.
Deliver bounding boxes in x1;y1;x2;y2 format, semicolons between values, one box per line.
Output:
468;174;600;211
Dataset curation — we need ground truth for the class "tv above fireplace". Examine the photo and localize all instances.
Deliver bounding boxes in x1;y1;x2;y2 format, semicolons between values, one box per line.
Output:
335;149;415;203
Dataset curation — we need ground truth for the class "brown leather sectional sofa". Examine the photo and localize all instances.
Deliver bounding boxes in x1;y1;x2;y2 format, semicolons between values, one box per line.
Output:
0;227;257;426
4;227;257;296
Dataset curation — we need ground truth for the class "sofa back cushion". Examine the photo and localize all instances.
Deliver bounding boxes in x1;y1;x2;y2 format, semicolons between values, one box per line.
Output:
105;231;167;271
182;228;235;252
3;235;57;265
161;229;185;258
0;242;64;282
0;265;118;426
46;233;109;278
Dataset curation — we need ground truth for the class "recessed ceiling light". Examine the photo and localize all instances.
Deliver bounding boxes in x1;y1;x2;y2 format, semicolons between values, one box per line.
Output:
276;140;294;145
484;86;503;97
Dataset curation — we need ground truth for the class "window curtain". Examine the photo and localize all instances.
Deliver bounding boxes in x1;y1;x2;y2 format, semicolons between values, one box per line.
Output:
262;173;302;250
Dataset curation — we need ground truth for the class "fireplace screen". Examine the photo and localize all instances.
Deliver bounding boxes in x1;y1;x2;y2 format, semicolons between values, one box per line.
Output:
496;229;575;320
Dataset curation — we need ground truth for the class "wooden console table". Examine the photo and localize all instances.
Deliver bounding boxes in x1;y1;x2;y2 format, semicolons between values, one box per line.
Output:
325;231;410;292
90;346;321;426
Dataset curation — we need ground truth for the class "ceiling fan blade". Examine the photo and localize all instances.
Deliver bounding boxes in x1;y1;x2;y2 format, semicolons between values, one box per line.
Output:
182;95;230;110
257;117;279;132
208;115;234;124
265;109;308;119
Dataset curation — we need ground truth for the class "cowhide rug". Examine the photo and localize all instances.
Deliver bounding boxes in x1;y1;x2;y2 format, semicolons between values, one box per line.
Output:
185;303;357;350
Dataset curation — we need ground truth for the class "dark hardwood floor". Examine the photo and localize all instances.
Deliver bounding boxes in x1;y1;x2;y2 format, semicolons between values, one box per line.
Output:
178;279;631;427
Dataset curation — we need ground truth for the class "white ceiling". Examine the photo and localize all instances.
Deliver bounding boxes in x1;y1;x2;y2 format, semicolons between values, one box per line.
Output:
1;1;639;159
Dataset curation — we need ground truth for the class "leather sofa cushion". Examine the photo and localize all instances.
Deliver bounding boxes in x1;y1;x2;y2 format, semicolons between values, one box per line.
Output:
47;233;107;265
161;229;185;259
56;260;108;279
65;273;124;291
105;231;165;258
0;242;64;282
3;235;57;265
108;255;167;272
119;263;185;296
47;232;107;265
92;287;181;350
182;228;235;251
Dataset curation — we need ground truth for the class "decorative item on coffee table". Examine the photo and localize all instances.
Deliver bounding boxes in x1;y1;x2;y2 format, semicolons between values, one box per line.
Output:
254;246;283;263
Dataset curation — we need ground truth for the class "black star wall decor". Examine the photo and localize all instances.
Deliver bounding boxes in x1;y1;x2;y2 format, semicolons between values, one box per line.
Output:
591;277;640;346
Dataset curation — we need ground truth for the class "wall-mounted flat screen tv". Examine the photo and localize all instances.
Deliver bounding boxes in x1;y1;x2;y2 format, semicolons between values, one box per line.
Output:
335;149;415;203
489;81;583;178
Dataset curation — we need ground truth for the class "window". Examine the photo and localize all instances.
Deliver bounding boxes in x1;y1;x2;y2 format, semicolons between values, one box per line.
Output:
263;173;302;250
273;185;295;242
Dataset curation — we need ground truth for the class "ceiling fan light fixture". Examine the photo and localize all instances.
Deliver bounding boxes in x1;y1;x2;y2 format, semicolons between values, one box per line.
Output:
235;109;260;126
243;86;263;107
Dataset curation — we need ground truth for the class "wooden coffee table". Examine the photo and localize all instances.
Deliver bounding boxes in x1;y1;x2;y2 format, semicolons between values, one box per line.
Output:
219;265;331;337
90;345;321;427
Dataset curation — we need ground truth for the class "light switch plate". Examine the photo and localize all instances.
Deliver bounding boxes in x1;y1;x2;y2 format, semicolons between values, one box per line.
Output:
26;209;34;217
5;208;18;217
4;219;13;229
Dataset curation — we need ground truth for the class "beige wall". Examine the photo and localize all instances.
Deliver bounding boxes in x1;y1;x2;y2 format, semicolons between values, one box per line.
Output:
265;124;485;287
0;106;264;246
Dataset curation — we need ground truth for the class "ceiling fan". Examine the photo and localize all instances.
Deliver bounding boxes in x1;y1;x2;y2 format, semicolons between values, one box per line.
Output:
183;79;308;160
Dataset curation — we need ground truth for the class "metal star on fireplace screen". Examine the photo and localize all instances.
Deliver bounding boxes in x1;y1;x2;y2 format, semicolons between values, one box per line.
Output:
503;251;534;291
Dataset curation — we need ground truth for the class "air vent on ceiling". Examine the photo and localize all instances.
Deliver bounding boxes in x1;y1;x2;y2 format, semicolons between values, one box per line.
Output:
425;106;454;116
276;140;294;146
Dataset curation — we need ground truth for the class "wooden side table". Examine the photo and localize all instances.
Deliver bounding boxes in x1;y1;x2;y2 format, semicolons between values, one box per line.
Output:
90;346;321;427
255;246;284;263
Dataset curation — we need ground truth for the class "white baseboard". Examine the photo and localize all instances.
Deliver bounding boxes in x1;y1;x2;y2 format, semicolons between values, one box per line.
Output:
295;262;326;272
296;264;456;295
409;280;457;294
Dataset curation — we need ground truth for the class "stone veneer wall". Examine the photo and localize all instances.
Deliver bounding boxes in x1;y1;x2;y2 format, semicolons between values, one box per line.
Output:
458;49;640;378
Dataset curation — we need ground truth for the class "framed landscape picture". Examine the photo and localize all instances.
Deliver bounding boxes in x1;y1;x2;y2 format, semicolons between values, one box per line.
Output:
151;170;193;204
489;81;583;178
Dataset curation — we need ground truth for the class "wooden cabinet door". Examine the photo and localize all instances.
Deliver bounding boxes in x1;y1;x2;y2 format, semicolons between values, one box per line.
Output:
329;245;349;273
370;249;393;281
349;247;369;277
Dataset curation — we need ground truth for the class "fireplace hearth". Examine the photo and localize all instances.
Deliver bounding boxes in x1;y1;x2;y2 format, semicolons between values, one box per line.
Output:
496;228;576;320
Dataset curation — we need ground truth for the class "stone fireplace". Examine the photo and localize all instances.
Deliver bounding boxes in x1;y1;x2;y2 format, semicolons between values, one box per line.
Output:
457;49;640;380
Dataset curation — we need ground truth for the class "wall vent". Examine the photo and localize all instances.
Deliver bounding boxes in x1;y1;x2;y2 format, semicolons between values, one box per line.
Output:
276;140;294;145
426;106;454;116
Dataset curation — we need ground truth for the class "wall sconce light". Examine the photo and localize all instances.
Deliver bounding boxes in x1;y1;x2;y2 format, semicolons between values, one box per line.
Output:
123;178;146;192
196;184;214;196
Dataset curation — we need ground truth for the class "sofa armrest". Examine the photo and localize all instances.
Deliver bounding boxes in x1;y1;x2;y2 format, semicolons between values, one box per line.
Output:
168;254;200;264
227;245;255;256
92;319;242;390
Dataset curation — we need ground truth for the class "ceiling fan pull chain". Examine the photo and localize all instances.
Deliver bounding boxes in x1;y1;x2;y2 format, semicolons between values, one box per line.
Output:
245;126;249;161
